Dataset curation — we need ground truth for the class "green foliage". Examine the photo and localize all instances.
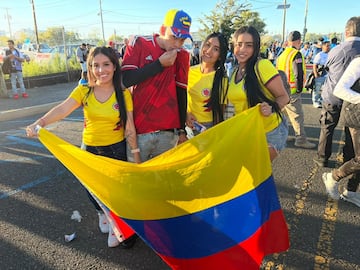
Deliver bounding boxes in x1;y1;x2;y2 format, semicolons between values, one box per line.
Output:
22;54;80;77
38;27;80;46
198;0;266;43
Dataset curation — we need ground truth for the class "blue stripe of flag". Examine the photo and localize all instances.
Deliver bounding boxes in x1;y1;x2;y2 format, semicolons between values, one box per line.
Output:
123;175;281;258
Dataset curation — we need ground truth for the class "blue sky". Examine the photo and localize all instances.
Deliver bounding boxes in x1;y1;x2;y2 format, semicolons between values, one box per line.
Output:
1;0;358;40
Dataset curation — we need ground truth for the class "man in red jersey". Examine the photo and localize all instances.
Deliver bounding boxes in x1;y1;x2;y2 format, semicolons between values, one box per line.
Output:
122;9;192;162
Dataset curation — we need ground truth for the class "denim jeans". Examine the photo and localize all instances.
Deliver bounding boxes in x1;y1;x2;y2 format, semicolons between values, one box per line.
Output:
10;71;26;95
312;76;325;105
127;130;178;162
266;117;288;153
81;140;127;211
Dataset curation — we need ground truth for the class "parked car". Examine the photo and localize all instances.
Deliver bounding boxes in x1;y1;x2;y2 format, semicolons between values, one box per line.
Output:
22;43;52;53
50;44;79;58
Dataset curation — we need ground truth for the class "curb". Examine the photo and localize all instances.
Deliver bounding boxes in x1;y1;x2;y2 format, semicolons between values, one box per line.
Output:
0;101;61;122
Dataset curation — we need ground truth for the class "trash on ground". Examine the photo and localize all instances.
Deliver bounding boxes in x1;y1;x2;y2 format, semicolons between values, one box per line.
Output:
71;210;82;222
64;232;76;242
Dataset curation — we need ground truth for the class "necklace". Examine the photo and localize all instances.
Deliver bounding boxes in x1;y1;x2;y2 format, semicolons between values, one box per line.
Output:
236;67;246;83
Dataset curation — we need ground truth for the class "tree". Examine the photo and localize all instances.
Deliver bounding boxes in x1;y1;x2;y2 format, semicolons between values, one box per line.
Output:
38;27;80;46
198;0;266;42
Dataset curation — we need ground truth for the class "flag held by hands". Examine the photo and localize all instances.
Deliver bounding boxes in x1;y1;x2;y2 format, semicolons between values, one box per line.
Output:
38;105;289;270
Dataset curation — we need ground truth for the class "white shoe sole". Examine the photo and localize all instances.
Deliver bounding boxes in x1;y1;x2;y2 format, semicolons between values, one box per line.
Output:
322;173;340;200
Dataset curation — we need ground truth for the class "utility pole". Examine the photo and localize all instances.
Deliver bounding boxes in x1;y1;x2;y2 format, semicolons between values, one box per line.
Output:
99;0;105;44
282;0;287;43
4;8;12;38
62;26;70;82
277;0;290;43
30;0;40;52
303;0;309;41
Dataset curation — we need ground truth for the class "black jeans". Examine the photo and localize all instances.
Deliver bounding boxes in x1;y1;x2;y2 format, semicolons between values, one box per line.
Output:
82;140;127;211
318;103;359;191
318;103;342;160
333;128;360;191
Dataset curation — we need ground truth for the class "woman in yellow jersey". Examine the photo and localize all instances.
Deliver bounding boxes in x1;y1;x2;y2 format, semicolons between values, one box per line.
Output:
186;32;229;135
228;26;290;161
26;47;140;248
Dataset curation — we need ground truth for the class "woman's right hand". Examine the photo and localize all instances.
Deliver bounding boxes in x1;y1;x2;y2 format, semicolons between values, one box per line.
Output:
26;123;39;137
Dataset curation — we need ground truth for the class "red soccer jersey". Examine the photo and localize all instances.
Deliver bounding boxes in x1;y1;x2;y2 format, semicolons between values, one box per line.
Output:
121;34;189;134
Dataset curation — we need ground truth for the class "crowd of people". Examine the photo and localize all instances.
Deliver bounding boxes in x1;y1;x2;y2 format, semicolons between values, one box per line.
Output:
20;6;359;263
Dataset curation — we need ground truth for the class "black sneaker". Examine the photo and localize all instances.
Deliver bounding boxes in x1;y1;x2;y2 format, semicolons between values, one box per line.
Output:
313;156;328;167
119;234;139;249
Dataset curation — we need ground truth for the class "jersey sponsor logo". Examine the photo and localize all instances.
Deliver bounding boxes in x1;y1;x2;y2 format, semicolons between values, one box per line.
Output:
145;55;153;61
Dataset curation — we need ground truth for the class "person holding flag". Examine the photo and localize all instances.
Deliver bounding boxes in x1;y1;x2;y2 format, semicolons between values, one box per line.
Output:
26;46;140;248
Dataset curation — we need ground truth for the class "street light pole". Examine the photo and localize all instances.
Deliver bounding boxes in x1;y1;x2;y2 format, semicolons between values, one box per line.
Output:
277;1;290;43
282;0;287;43
303;0;309;41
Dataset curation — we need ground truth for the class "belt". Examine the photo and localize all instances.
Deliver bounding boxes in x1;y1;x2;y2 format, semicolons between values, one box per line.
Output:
154;129;175;133
140;129;176;135
164;129;176;133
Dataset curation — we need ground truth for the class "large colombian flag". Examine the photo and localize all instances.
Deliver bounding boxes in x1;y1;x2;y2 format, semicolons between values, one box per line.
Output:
37;105;289;270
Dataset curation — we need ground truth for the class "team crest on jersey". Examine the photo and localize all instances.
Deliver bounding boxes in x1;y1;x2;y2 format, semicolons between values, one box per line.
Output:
202;88;211;97
113;103;119;110
201;88;212;112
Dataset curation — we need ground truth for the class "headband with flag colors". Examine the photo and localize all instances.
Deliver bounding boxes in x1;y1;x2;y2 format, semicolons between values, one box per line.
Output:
163;9;192;41
37;105;289;270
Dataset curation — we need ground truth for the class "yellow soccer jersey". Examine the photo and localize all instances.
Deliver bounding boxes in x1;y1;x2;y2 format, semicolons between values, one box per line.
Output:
70;85;133;146
227;59;281;131
187;65;215;123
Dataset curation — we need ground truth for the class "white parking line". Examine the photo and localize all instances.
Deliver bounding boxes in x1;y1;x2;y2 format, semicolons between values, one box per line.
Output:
0;170;66;200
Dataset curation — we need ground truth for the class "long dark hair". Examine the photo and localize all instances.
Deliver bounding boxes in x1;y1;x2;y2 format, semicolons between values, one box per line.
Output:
232;26;281;116
86;46;127;127
200;32;228;125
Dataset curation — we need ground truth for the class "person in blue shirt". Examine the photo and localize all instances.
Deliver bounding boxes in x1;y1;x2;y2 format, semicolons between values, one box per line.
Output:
6;40;28;99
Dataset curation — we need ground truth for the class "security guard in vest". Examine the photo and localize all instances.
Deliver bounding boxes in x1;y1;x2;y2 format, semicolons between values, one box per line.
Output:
277;31;316;149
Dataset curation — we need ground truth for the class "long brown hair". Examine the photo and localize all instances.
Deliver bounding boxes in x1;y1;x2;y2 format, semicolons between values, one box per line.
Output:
200;32;229;125
86;46;127;127
232;26;282;117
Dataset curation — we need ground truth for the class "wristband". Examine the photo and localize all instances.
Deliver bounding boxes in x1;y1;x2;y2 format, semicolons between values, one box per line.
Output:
131;148;140;153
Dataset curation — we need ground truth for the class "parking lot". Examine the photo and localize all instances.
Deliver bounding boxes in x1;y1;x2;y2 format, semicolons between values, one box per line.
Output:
0;83;359;269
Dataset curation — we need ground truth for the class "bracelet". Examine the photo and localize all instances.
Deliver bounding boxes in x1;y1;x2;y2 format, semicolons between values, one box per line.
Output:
131;148;140;153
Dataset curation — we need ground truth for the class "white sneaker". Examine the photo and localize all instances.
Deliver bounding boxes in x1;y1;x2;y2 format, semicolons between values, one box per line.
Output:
108;226;120;248
322;173;340;200
340;190;360;207
294;140;316;149
98;212;109;234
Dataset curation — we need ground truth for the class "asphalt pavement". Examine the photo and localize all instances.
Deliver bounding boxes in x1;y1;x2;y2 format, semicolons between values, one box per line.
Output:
1;83;359;270
0;81;77;121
